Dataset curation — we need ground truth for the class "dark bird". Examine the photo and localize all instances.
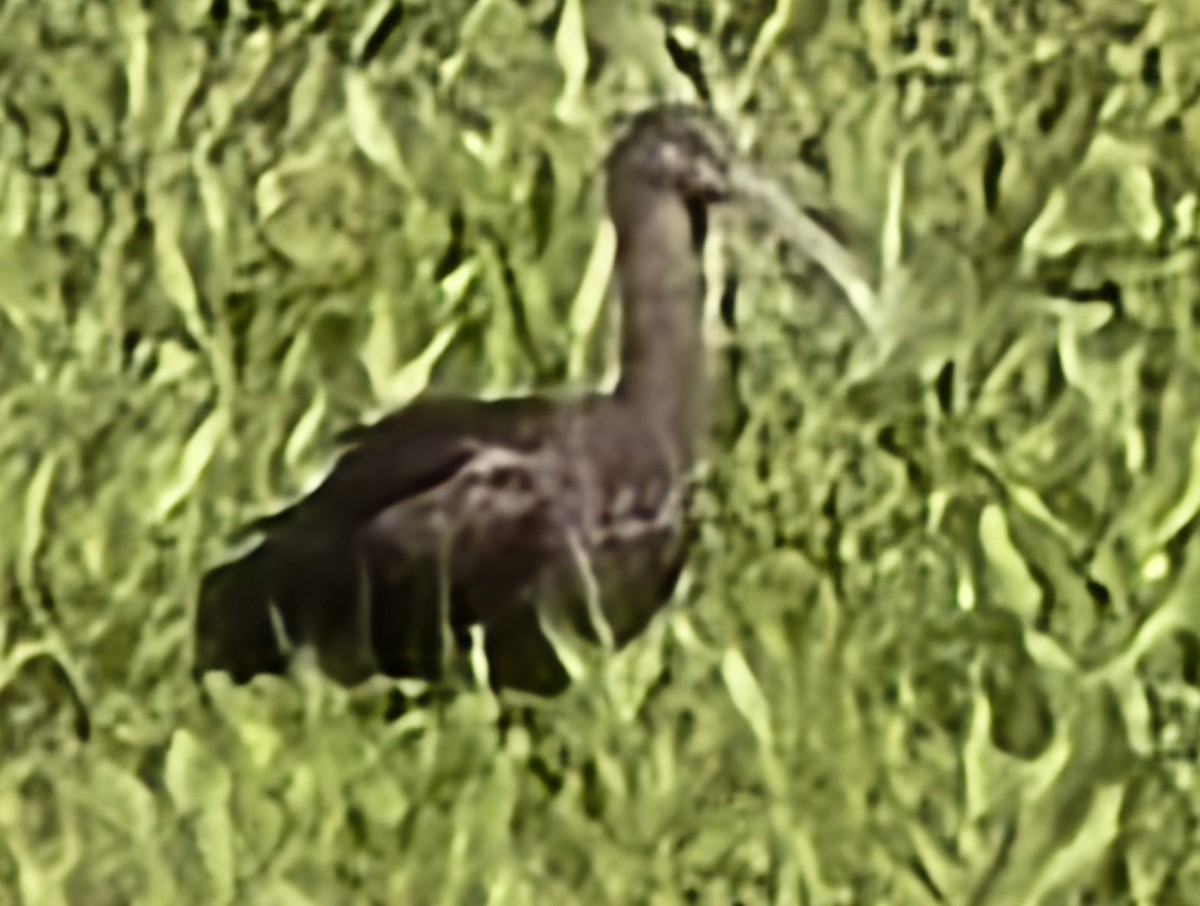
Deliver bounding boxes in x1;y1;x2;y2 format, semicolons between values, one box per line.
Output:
194;107;732;696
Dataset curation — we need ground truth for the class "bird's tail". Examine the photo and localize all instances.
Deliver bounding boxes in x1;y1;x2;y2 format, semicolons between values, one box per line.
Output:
195;532;387;687
193;544;290;684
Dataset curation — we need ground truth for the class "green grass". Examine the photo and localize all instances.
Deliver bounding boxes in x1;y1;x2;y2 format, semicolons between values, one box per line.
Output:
3;0;1200;903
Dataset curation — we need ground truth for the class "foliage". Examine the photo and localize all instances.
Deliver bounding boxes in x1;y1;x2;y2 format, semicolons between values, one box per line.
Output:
3;0;1200;903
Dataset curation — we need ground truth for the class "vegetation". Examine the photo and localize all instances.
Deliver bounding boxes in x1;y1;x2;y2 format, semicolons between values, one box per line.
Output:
1;0;1198;903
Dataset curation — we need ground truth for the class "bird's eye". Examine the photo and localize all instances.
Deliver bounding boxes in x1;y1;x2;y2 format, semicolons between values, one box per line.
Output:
639;140;727;201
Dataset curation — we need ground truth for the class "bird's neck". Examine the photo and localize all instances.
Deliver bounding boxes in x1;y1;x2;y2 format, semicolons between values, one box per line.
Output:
612;189;709;466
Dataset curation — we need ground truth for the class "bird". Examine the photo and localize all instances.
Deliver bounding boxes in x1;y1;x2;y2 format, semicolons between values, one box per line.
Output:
193;106;733;696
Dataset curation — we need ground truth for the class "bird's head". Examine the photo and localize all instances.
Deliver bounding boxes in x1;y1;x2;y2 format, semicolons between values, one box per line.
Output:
606;105;733;207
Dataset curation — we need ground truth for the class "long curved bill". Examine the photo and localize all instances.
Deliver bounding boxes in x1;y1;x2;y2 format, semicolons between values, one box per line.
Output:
727;161;881;330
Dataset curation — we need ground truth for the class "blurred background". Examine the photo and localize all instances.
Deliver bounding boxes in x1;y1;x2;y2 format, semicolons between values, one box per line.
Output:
2;0;1199;903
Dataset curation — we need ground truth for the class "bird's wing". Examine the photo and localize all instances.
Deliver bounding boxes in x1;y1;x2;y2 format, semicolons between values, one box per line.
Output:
250;395;572;533
353;408;626;694
195;394;686;695
196;394;584;688
357;404;690;693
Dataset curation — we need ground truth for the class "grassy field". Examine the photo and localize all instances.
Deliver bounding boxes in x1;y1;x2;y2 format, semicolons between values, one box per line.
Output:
3;0;1200;903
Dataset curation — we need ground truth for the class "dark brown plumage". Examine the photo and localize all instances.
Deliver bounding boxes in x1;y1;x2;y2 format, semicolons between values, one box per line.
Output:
193;106;731;695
